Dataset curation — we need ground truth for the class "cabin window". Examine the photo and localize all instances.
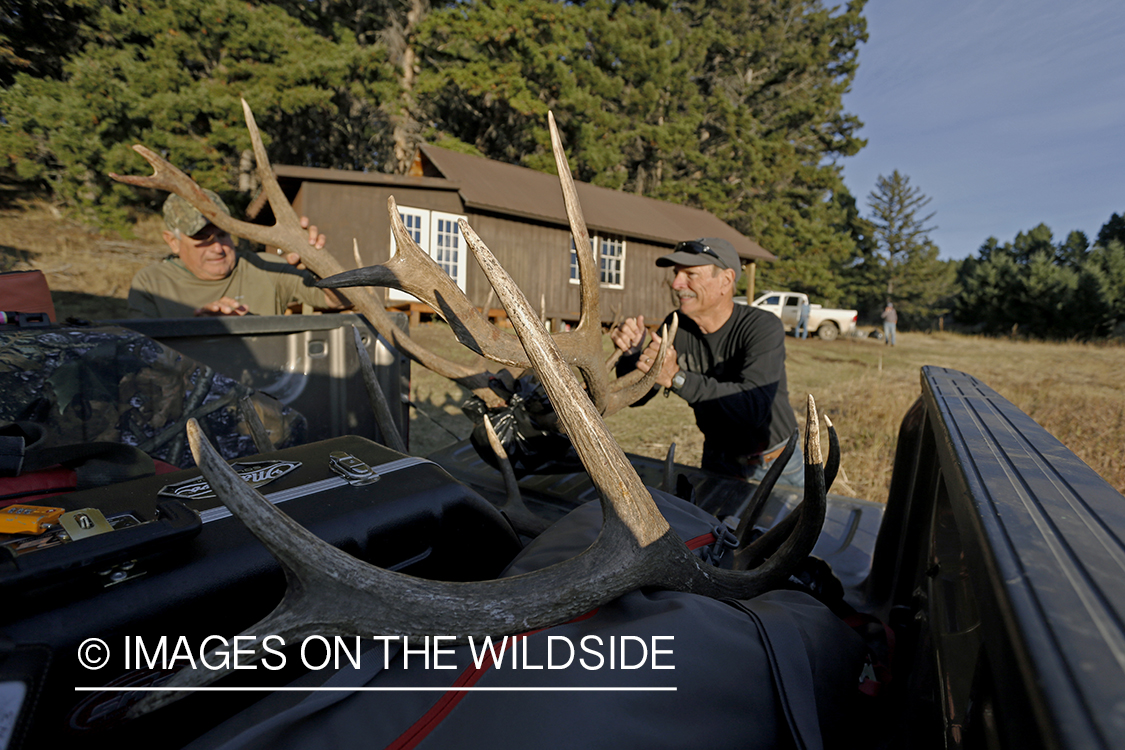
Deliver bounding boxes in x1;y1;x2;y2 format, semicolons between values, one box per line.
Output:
569;232;626;289
388;206;467;302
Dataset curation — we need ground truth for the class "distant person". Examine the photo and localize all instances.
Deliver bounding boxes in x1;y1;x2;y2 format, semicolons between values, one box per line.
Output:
611;238;802;487
128;190;346;318
796;298;810;339
881;301;897;346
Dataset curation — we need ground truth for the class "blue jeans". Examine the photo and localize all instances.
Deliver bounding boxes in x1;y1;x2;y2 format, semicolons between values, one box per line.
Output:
796;317;808;339
883;321;896;345
701;440;806;488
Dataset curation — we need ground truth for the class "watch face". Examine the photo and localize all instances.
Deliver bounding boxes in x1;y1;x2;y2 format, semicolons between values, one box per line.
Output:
672;372;686;390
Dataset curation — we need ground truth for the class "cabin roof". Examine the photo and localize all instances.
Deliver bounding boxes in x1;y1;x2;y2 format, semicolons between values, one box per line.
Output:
271;148;774;263
417;145;774;262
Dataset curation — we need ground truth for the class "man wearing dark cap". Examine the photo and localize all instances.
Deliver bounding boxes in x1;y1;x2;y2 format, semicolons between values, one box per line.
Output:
611;237;803;486
128;190;344;318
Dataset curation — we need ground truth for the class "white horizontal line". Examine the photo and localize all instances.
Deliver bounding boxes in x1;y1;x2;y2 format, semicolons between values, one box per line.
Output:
75;686;675;693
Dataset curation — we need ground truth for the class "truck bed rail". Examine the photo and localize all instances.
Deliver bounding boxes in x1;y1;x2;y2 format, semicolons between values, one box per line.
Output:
871;366;1125;750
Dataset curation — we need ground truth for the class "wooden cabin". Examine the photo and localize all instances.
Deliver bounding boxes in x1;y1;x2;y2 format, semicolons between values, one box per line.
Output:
262;146;773;327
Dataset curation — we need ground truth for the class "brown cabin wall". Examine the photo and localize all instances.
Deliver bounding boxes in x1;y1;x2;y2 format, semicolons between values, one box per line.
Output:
288;180;682;324
464;212;679;326
292;181;463;305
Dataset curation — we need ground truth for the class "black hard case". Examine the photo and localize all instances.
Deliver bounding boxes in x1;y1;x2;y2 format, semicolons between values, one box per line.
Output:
0;435;521;750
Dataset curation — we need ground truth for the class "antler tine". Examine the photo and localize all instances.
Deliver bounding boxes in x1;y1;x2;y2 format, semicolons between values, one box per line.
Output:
110;99;506;408
322;200;624;412
312;111;659;417
484;415;551;537
661;442;677;493
319;198;545;368
466;218;828;594
732;398;827;571
461;216;669;543
237;395;275;453
603;313;680;416
730;430;799;549
352;325;408;454
547;112;597;336
823;414;840;493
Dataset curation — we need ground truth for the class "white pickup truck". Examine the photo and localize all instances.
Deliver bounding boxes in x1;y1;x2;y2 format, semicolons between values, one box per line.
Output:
735;291;857;341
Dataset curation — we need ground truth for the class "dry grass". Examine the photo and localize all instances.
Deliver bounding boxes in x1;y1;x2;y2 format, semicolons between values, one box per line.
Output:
5;197;1122;500
0;196;167;320
406;322;1125;502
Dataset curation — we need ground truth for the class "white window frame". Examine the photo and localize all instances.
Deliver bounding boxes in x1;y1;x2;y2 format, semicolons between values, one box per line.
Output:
569;231;626;289
388;206;467;302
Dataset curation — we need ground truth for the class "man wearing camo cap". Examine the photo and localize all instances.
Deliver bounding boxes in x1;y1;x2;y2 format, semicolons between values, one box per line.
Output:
128;190;344;318
610;237;803;487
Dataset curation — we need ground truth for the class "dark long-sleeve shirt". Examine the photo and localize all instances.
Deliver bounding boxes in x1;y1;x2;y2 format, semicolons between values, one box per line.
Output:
620;305;798;457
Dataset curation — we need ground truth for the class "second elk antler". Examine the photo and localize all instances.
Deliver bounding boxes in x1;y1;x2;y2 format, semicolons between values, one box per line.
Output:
316;112;668;416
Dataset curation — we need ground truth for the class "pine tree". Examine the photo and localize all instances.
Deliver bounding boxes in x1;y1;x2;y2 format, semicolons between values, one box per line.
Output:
416;0;869;304
0;0;400;226
863;170;953;326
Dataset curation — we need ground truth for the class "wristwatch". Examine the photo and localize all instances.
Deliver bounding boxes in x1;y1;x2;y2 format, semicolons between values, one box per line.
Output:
670;370;687;393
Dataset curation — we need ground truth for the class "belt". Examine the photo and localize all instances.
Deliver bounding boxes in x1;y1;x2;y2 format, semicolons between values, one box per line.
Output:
747;442;788;466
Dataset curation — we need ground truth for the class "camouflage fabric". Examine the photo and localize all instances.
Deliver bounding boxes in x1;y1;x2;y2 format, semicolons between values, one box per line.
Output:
163;189;230;236
0;326;306;468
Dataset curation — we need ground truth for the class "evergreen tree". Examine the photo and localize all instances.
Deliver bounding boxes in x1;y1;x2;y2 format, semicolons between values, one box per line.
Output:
0;0;399;226
0;0;92;85
862;170;952;326
1096;212;1125;249
416;0;868;304
953;219;1125;339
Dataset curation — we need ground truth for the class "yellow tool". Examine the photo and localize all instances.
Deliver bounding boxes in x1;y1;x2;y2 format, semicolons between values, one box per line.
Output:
0;504;66;535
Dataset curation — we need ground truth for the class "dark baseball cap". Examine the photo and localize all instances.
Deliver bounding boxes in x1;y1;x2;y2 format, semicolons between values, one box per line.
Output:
163;189;231;236
656;238;742;278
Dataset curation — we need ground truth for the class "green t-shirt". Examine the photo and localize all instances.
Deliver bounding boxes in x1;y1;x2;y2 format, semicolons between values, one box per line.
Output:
128;251;328;318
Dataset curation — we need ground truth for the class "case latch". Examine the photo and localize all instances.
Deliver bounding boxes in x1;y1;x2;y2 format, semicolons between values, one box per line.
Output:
329;451;380;486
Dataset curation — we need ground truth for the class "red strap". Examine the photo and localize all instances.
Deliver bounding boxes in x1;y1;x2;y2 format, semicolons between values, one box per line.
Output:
0;466;77;507
385;609;599;750
385;529;716;748
0;459;179;508
685;531;715;551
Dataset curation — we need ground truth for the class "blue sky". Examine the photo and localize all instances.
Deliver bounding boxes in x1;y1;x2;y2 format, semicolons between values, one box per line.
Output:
839;0;1125;259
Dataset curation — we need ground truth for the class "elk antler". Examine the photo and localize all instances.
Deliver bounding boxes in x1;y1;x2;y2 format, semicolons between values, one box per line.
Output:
109;100;507;407
351;325;407;454
125;113;828;718
483;415;551;538
316;112;669;417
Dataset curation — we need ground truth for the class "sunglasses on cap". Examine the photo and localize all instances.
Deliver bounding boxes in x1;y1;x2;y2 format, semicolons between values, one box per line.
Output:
189;224;232;244
673;240;727;268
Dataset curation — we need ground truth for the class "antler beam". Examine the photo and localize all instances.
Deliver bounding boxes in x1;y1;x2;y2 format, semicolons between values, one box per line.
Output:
316;112;667;417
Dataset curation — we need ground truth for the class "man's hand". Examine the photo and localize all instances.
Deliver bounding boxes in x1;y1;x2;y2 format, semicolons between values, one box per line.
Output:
610;315;646;354
194;297;249;317
635;329;678;389
279;216;327;269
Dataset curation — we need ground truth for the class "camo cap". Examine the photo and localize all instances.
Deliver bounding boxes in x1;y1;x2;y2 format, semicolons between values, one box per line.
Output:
163;190;230;237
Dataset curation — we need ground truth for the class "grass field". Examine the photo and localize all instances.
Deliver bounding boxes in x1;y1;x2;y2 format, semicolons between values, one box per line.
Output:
4;197;1123;500
404;322;1125;502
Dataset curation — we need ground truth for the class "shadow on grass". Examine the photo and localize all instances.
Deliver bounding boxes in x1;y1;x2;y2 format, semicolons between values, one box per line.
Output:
50;290;132;322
